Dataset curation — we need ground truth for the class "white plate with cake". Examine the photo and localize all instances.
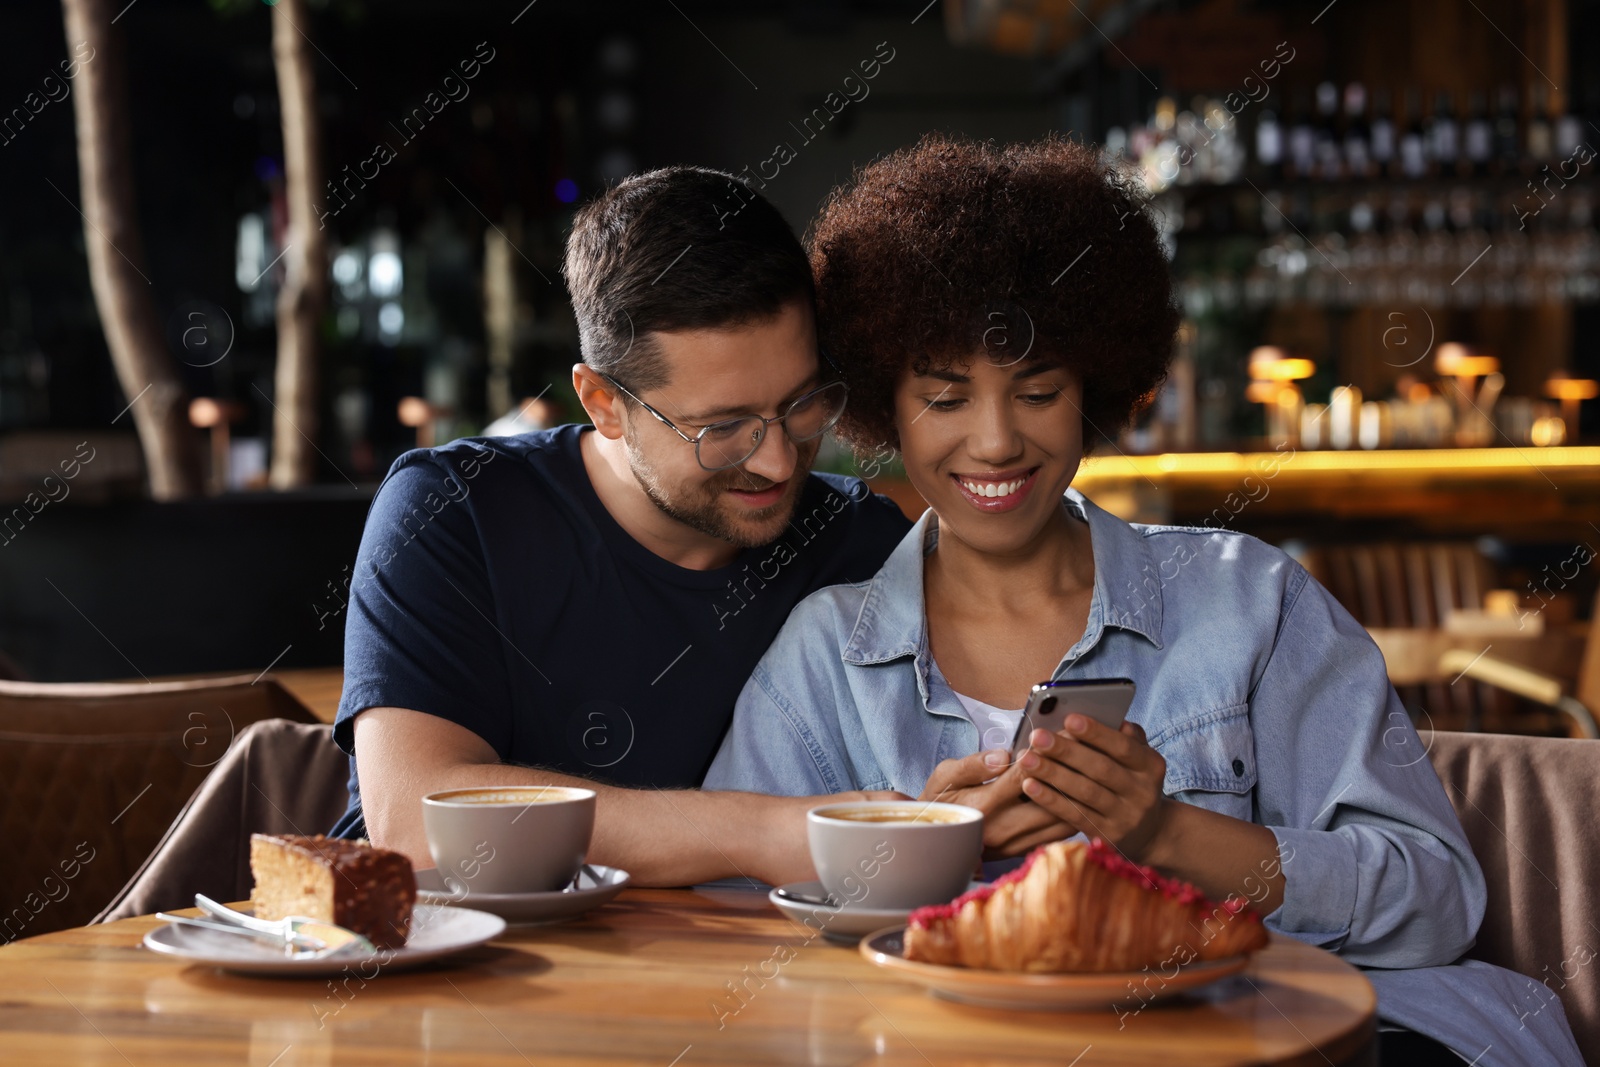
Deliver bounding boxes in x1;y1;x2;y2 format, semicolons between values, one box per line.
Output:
144;903;506;976
858;838;1268;1011
142;833;505;976
414;863;631;923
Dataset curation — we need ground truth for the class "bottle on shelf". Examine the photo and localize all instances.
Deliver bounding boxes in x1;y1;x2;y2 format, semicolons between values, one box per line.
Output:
1255;107;1284;182
1314;81;1343;181
1494;84;1522;173
1527;83;1555;167
1463;89;1493;177
1287;87;1316;179
1343;83;1372;179
1399;87;1429;179
1370;87;1397;178
1553;86;1584;160
1427;90;1459;176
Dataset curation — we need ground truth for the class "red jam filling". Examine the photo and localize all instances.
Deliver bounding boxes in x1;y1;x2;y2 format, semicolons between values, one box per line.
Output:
907;838;1259;930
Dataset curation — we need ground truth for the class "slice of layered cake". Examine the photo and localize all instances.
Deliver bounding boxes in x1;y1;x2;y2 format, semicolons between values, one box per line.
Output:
249;834;417;951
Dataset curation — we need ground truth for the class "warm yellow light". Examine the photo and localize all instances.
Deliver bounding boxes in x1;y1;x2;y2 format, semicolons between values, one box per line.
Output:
1077;445;1600;479
189;398;225;428
188;397;243;428
1249;347;1314;383
1436;343;1499;378
1245;381;1285;403
1258;358;1316;381
1435;342;1471;374
1531;416;1568;447
397;396;433;427
1249;346;1287;369
1545;377;1600;401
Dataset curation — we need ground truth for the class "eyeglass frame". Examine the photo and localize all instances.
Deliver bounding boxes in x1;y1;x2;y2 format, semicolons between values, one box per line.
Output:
597;369;849;472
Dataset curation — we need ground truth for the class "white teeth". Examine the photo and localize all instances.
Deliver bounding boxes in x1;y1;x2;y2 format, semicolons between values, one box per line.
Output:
961;478;1024;498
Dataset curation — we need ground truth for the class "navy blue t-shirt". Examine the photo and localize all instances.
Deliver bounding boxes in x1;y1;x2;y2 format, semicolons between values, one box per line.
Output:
330;424;911;837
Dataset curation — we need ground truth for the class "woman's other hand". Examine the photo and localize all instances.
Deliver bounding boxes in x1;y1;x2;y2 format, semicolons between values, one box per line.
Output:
1016;716;1172;861
920;749;1080;858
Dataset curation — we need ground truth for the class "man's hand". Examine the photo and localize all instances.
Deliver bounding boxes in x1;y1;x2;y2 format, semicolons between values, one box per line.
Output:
1014;715;1170;860
919;748;1079;858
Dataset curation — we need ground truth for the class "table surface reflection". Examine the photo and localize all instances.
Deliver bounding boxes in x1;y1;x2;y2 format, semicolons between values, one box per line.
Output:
0;885;1375;1066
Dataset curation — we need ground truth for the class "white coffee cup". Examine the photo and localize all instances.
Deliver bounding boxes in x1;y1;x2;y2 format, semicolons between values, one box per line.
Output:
421;785;595;894
807;800;982;911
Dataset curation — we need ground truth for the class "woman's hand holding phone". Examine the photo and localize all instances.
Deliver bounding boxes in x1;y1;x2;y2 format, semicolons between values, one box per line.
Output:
1016;715;1172;861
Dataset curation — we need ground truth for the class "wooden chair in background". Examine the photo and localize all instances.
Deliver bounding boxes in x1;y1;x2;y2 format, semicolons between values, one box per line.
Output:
1440;620;1600;738
1301;542;1593;736
0;675;319;941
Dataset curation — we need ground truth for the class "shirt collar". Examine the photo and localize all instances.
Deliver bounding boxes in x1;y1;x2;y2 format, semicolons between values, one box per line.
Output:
841;488;1165;665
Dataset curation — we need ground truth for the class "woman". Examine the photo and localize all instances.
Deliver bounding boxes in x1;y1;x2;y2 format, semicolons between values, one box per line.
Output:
704;134;1580;1066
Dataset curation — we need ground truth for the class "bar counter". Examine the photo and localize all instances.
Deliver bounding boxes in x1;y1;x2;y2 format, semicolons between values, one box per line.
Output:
876;447;1600;539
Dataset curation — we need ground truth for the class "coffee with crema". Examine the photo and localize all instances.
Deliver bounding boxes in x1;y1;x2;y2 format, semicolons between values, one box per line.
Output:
433;788;577;806
808;800;983;910
422;785;596;893
825;808;963;824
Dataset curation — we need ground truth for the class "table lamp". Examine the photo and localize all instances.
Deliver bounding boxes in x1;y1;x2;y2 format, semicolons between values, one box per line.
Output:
1543;373;1598;442
1247;347;1316;447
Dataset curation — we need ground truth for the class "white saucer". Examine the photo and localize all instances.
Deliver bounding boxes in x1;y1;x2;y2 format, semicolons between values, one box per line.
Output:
141;904;505;977
768;880;927;943
415;864;630;924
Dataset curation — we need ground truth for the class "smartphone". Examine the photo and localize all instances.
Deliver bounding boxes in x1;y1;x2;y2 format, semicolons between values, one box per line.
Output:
1009;678;1136;760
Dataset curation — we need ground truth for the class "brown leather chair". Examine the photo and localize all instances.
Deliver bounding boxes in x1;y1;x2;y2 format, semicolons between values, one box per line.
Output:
1424;729;1600;1064
0;675;319;941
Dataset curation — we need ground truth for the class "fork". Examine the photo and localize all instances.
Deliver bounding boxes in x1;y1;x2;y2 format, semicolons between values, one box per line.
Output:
192;894;377;957
155;912;359;959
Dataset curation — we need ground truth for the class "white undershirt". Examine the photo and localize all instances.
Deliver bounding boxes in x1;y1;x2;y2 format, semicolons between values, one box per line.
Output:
951;690;1027;753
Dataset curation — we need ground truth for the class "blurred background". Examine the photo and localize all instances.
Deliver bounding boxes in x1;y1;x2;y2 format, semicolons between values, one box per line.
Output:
2;0;1598;737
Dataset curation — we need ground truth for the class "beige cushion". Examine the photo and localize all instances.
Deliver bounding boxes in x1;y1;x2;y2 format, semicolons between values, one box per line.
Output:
1424;729;1600;1064
96;719;350;923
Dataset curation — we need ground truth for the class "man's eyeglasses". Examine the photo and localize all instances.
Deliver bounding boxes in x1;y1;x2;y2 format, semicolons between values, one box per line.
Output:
600;373;849;472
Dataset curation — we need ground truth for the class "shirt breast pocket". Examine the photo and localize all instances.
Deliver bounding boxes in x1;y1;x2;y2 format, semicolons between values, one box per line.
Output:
1149;704;1257;823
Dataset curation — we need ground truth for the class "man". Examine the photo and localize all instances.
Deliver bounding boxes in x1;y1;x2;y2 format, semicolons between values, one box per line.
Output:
334;165;1058;887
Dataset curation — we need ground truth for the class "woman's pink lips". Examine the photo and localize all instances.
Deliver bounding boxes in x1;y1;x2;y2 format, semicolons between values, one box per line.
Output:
727;480;787;508
950;467;1040;513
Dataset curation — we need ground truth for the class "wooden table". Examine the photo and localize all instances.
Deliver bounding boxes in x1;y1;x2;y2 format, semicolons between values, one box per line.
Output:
0;886;1375;1066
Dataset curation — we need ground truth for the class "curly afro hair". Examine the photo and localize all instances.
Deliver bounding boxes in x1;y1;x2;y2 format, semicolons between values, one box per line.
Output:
808;133;1179;456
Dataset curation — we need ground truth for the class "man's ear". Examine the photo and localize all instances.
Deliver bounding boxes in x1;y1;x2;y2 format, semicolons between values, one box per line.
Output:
573;364;625;440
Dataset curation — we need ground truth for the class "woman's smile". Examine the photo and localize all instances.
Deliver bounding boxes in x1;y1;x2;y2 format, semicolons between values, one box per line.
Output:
950;465;1041;512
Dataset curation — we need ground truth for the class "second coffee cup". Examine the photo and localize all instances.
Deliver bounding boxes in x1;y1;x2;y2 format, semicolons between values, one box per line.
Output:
807;800;982;911
422;785;595;895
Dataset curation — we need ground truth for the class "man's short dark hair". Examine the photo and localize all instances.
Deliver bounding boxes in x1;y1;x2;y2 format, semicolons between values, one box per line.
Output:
564;166;815;394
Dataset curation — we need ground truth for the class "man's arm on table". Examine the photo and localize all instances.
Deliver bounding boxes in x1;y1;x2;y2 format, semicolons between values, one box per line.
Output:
354;706;894;888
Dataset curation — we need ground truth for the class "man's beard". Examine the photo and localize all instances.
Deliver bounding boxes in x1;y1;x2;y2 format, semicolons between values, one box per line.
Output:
623;432;814;549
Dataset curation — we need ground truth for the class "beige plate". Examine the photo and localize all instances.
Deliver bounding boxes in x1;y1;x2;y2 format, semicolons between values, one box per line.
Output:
859;926;1253;1011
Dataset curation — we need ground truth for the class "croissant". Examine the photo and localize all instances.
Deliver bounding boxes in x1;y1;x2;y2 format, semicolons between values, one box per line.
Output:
903;838;1269;972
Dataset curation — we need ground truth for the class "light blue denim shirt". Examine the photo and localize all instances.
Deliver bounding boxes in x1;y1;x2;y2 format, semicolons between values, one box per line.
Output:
705;490;1582;1066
